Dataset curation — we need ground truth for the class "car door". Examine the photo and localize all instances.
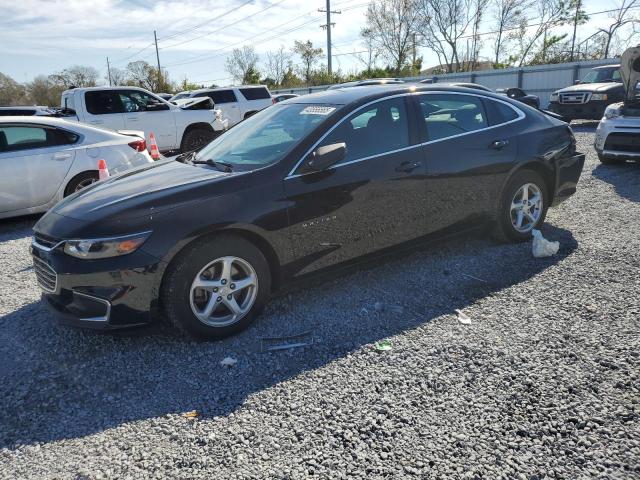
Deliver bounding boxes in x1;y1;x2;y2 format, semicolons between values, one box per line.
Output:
119;90;177;150
414;92;521;233
0;124;77;213
284;96;427;277
82;90;127;130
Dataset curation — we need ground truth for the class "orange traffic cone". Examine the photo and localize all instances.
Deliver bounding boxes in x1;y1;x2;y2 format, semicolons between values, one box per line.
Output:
98;159;110;180
149;132;161;160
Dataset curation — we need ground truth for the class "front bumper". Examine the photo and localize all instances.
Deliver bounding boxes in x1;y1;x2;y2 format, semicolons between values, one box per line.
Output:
548;101;609;121
31;240;164;330
595;117;640;160
551;153;586;206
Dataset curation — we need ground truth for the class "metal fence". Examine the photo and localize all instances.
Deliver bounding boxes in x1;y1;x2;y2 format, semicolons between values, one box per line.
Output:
272;58;618;108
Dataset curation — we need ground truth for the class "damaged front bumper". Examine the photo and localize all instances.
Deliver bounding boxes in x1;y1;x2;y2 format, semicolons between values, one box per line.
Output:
595;115;640;161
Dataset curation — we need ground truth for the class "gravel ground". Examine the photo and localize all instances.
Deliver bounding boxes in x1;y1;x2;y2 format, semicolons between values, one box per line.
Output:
0;125;638;479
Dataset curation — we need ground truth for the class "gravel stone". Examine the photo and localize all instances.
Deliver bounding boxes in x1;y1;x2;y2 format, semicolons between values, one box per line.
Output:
0;123;638;479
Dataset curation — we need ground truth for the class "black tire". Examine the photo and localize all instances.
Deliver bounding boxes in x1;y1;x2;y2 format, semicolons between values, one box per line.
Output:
64;171;99;197
598;153;625;165
493;169;549;243
243;111;257;120
180;127;215;153
161;234;271;340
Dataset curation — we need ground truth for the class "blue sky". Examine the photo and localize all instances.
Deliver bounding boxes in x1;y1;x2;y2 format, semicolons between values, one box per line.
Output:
0;0;628;86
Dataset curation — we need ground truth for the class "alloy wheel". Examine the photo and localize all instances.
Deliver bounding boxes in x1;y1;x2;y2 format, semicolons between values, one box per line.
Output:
189;256;258;327
74;177;98;192
510;182;543;233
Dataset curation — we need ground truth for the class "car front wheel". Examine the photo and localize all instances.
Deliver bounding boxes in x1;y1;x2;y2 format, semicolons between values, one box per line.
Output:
162;235;271;339
493;170;548;242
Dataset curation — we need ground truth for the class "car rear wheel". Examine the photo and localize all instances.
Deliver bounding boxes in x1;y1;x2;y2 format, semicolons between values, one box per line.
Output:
162;235;271;339
493;170;548;242
64;171;99;197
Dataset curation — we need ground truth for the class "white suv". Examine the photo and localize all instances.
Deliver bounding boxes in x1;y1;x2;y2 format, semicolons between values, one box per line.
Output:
171;85;273;127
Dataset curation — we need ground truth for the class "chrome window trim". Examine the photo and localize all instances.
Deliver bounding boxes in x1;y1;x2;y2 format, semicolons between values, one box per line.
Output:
285;90;525;179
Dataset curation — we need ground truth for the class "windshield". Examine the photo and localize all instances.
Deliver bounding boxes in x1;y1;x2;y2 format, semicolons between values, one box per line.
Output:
195;103;338;171
581;67;621;84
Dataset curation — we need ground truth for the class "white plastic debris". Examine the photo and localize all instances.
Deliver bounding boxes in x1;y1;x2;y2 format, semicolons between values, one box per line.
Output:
531;229;560;258
220;356;238;368
455;309;472;325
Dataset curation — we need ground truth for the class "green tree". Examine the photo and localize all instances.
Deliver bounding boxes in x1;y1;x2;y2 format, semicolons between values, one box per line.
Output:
293;40;323;84
0;72;28;105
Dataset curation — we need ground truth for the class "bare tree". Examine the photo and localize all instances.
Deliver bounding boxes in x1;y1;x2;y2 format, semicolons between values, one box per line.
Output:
28;75;65;106
363;0;421;74
225;46;260;84
491;0;529;66
0;72;28;105
597;0;640;58
358;27;381;71
108;67;127;86
265;46;291;85
49;65;99;88
125;61;158;91
293;40;323;84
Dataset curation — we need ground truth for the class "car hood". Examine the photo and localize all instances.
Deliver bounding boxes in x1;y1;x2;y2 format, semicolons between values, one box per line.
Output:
52;160;232;221
557;82;621;93
620;45;640;103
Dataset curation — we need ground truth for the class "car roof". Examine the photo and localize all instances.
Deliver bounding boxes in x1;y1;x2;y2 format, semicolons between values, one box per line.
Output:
0;116;119;134
593;64;620;69
287;84;520;106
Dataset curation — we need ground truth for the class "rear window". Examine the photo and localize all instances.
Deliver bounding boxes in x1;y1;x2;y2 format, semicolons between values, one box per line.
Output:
196;90;237;104
85;91;123;115
239;87;270;100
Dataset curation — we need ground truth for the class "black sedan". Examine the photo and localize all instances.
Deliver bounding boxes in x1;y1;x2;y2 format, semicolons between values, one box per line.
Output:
31;85;585;339
496;87;541;109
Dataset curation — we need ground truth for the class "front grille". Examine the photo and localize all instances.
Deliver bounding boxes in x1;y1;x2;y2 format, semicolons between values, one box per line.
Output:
605;133;640;153
33;232;61;250
32;255;57;293
559;92;591;104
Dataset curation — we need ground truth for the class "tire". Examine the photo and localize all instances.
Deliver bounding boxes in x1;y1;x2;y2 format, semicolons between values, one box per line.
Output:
493;169;549;243
161;234;271;340
598;153;625;165
64;171;99;197
180;127;215;153
243;111;257;120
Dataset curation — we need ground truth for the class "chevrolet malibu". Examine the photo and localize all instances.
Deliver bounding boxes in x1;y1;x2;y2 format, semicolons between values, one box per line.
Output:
31;85;585;339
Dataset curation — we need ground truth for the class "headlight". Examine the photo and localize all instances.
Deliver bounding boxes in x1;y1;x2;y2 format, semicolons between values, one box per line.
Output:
604;105;621;119
591;93;608;101
550;92;559;101
64;231;151;259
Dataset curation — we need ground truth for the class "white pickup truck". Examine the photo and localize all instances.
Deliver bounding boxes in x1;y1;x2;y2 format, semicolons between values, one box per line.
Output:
61;86;228;152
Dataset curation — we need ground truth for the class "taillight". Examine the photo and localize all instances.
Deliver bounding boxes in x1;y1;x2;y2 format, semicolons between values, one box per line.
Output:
128;139;147;152
272;97;276;104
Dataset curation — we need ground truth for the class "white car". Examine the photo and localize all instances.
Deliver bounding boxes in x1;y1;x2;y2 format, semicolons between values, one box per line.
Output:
170;85;273;127
0;116;153;219
0;106;57;116
595;46;640;164
61;86;228;153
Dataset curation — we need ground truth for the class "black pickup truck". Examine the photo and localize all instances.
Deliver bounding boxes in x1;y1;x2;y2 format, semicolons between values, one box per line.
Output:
548;65;625;121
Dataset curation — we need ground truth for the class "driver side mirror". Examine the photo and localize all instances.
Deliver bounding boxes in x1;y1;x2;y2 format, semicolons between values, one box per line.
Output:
305;143;346;171
146;102;169;111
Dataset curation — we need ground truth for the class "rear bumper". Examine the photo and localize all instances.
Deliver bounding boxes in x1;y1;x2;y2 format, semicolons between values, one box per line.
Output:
552;153;585;206
548;102;608;120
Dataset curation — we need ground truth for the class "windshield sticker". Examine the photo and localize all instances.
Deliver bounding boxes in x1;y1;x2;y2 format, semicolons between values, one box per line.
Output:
300;106;336;116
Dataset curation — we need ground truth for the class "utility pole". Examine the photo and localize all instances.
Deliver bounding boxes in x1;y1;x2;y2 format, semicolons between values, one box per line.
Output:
154;30;162;90
570;0;581;62
319;0;341;76
106;57;112;86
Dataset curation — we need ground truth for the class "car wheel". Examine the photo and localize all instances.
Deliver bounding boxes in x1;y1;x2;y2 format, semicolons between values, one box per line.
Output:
493;170;548;243
598;153;625;165
181;127;214;153
162;235;271;339
64;171;99;196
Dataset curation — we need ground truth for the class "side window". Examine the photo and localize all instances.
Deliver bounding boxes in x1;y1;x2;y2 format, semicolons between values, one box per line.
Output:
483;99;519;126
612;69;621;81
52;128;79;146
239;87;271;100
202;90;237;104
418;94;488;141
85;91;123;115
317;97;410;165
118;90;167;113
0;126;49;152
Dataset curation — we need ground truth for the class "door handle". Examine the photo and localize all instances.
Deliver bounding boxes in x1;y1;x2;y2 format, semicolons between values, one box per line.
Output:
489;139;509;150
89;120;104;125
53;153;71;160
126;117;139;121
395;161;422;173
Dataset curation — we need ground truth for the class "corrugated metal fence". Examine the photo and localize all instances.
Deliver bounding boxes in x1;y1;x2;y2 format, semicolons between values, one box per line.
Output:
272;58;618;108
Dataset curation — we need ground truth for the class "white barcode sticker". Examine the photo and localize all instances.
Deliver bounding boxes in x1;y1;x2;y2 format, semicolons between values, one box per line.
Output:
300;106;336;116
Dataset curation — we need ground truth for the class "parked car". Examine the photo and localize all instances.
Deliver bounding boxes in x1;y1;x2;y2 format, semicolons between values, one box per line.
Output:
60;86;228;153
272;93;299;103
0;117;152;219
170;86;273;127
496;87;540;109
419;80;492;92
595;46;640;164
327;78;405;89
547;64;625;121
32;84;584;339
0;106;57;116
